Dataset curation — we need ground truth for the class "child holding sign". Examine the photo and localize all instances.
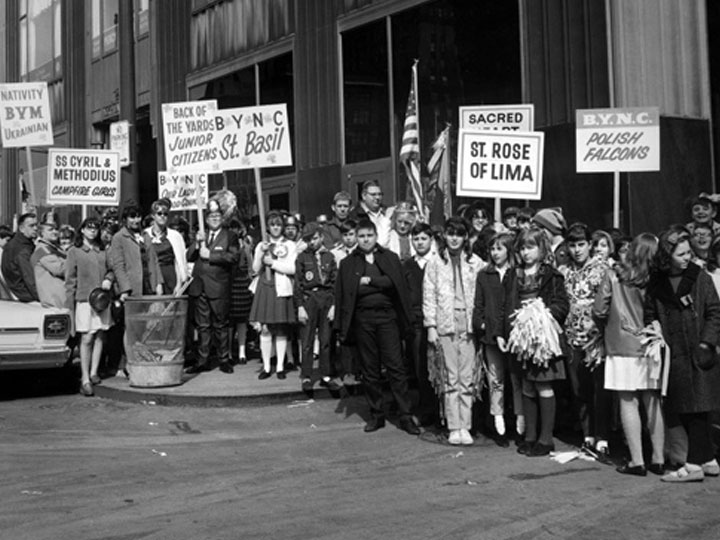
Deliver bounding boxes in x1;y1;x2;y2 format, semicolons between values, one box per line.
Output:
249;211;298;380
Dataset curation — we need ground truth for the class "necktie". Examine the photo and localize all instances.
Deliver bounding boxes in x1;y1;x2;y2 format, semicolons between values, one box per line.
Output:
316;251;325;284
209;231;216;244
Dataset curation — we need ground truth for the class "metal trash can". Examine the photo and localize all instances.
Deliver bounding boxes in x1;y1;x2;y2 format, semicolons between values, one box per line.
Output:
124;295;188;387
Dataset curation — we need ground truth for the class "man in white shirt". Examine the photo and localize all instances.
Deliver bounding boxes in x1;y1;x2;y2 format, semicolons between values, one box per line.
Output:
349;180;392;248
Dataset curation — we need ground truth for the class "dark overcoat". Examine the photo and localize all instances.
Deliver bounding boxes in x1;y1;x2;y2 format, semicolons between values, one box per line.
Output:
333;246;414;345
645;263;720;414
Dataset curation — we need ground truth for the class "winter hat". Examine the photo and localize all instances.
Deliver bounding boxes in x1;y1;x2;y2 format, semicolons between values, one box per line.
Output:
301;221;322;241
532;208;567;236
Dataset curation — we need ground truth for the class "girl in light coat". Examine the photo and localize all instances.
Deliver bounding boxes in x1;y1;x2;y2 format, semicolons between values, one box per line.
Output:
424;217;486;445
249;211;297;380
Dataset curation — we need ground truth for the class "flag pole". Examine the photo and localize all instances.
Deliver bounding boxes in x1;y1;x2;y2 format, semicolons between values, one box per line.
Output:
412;59;421;173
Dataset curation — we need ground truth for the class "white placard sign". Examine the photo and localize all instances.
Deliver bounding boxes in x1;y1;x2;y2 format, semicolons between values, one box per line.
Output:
110;120;130;167
162;99;221;174
215;104;293;170
0;82;54;147
47;148;120;205
459;104;534;132
576;107;660;172
158;171;209;211
456;130;544;200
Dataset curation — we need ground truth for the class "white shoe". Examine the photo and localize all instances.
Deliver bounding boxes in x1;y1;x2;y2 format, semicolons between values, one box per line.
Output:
494;415;506;436
448;430;462;445
459;429;474;446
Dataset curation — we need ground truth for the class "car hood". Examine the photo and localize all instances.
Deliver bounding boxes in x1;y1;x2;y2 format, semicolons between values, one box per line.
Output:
0;300;69;324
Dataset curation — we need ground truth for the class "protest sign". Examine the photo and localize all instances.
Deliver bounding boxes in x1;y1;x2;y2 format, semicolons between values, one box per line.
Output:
456;130;544;200
47;148;120;205
110;120;130;167
459;104;534;132
162;99;221;174
576;107;660;172
158;171;208;211
215;104;293;170
0;82;54;147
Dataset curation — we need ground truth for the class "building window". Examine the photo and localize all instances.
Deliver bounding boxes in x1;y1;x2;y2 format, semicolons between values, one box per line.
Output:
342;20;390;164
19;0;62;82
341;0;520;201
136;0;149;37
92;0;118;59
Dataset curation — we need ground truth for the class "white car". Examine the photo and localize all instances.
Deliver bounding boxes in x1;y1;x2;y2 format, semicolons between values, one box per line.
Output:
0;278;72;370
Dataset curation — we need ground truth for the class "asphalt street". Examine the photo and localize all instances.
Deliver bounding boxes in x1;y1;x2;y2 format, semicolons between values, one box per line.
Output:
1;373;720;540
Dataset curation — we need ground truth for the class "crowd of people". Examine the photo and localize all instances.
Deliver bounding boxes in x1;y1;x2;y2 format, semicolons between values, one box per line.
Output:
2;184;720;483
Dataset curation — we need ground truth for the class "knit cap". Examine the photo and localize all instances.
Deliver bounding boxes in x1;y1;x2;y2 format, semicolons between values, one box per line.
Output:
532;208;567;236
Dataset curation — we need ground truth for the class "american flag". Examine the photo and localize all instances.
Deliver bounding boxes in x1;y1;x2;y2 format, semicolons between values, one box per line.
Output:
399;61;425;218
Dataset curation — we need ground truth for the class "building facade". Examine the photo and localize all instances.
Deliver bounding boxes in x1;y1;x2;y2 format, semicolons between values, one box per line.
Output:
1;0;719;234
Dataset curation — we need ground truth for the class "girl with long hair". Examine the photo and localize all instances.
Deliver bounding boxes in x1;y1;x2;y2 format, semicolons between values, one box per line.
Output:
593;233;665;476
473;232;524;445
507;226;569;457
424;217;485;445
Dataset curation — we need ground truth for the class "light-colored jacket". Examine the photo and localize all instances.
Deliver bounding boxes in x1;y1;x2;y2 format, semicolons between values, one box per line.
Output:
423;251;485;335
31;240;66;309
251;238;297;297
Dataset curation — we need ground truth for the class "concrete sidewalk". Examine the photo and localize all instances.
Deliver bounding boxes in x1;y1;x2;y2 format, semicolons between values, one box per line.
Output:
94;359;353;407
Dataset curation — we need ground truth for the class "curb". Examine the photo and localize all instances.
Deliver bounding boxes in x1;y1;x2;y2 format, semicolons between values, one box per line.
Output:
93;383;361;408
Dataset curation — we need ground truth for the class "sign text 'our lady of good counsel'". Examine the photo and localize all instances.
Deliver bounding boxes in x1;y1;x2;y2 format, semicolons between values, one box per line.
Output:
576;107;660;173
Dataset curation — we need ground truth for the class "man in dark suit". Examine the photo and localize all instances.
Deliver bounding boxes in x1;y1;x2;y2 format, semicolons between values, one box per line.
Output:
186;200;239;374
334;219;421;435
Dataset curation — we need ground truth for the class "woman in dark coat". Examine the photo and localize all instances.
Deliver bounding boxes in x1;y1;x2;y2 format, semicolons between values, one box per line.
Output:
228;218;254;364
645;225;720;482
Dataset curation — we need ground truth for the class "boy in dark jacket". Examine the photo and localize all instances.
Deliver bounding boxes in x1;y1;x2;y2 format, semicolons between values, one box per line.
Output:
295;222;339;392
402;222;438;426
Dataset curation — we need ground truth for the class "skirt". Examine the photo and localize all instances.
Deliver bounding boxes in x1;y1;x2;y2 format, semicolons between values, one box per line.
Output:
229;271;253;323
248;275;296;325
523;355;566;382
75;301;111;334
604;355;660;391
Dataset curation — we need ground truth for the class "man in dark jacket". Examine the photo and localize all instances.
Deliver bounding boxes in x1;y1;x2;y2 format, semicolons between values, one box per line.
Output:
186;200;239;374
1;213;39;302
334;219;420;435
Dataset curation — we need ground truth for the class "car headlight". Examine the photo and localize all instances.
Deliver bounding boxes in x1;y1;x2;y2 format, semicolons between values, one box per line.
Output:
44;315;70;339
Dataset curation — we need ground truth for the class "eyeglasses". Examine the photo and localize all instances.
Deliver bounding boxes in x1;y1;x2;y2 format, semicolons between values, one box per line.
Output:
155;212;169;217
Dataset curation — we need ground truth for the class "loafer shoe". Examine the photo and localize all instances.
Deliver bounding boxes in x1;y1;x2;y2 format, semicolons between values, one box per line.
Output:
219;363;234;374
595;447;614;466
616;464;647;477
80;382;94;397
648;463;665;476
364;418;386;433
398;417;421;436
517;440;534;455
702;461;720;477
258;370;272;380
276;370;287;380
301;378;313;391
661;466;704;483
495;435;510;448
527;442;555;457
